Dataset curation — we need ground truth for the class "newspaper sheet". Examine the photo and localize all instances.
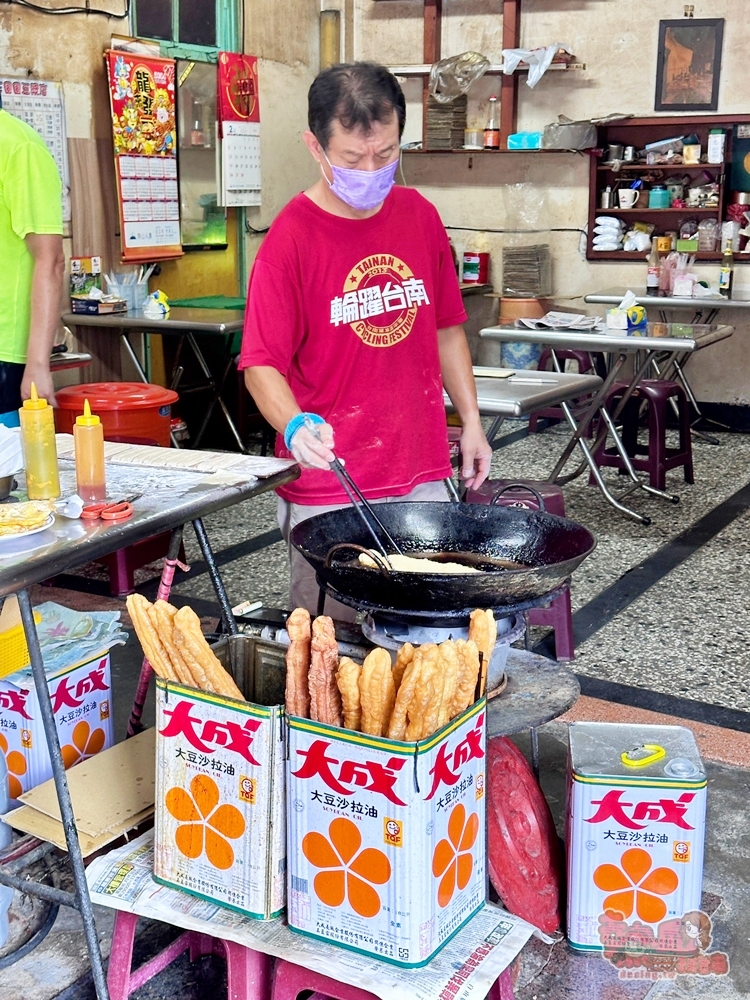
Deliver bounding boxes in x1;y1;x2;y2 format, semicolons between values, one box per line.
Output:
87;831;536;1000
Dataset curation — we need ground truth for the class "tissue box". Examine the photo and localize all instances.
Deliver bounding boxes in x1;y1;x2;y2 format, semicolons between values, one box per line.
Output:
70;296;127;315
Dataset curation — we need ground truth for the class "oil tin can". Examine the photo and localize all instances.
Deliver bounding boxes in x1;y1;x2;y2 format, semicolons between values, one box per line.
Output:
566;722;706;953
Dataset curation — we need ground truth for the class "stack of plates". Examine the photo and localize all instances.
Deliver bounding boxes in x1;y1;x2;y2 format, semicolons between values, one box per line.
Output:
502;244;553;297
424;95;467;150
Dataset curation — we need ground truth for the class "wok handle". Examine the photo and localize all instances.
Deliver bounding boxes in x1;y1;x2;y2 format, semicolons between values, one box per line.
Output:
324;542;392;577
489;483;547;512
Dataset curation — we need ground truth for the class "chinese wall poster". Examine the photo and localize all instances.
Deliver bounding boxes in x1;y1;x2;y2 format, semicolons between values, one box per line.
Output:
106;51;182;262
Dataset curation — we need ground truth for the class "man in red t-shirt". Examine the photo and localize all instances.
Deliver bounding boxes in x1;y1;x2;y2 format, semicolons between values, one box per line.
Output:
239;62;491;616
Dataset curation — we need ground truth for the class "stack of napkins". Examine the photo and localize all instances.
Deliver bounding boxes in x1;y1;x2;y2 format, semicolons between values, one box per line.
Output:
0;425;23;477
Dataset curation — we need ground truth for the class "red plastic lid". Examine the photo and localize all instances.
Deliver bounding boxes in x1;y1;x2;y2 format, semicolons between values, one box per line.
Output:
56;382;178;410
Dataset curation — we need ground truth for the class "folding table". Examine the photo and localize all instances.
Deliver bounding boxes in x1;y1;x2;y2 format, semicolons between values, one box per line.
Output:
584;289;750;438
445;368;603;447
479;323;734;525
62;308;246;451
0;449;298;1000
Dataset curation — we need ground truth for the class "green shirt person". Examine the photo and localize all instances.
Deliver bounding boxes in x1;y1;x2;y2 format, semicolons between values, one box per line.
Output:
0;107;65;424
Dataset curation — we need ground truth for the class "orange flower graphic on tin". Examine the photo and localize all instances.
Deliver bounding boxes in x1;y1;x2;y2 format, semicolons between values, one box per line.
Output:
594;847;679;924
166;774;245;870
0;732;26;800
432;802;480;908
61;721;106;769
302;816;391;918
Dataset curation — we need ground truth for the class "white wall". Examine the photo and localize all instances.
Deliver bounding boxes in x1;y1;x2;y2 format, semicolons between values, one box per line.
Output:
352;0;750;406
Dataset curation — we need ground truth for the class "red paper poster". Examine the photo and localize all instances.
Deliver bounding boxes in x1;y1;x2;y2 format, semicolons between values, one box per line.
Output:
217;53;260;129
106;50;182;262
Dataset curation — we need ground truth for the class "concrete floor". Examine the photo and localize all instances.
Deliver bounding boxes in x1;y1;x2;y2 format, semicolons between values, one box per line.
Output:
2;416;750;999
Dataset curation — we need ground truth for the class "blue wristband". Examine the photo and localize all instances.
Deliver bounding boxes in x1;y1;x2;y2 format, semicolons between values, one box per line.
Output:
284;412;324;450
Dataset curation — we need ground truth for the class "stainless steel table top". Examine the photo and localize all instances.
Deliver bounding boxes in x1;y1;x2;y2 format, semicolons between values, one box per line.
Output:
0;460;298;598
479;321;734;354
62;307;246;335
584;288;750;310
446;369;602;417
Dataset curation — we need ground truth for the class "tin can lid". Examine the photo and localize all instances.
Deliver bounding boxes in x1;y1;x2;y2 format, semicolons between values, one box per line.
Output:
569;722;705;784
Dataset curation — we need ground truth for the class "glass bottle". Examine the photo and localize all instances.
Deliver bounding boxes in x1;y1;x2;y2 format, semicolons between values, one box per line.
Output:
719;247;734;299
646;243;661;296
483;96;500;150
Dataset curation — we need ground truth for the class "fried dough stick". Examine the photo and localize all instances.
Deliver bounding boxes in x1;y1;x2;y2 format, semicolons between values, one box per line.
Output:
286;608;312;718
469;609;497;697
309;616;343;726
337;657;362;731
360;648;395;737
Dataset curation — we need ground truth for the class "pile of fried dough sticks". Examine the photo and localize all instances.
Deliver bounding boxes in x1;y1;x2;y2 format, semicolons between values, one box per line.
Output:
285;607;496;742
126;594;244;699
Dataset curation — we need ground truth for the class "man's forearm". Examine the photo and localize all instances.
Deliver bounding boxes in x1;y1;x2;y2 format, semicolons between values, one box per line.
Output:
244;366;302;434
438;324;481;426
27;258;64;364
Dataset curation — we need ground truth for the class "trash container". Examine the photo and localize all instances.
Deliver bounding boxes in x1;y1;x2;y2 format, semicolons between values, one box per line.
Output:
54;383;178;447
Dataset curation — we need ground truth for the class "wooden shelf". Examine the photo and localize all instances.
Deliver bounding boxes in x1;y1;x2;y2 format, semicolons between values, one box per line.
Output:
389;62;585;76
597;163;724;172
591;251;726;262
603;207;720;214
403;147;578;155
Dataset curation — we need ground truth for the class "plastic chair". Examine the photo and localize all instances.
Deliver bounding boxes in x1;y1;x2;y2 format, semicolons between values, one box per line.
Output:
593;378;694;492
270;958;516;1000
528;349;599;433
107;910;272;1000
464;479;575;661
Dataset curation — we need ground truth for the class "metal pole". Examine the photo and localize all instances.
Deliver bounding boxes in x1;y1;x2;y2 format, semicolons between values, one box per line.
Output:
17;589;110;1000
127;525;185;737
191;518;238;634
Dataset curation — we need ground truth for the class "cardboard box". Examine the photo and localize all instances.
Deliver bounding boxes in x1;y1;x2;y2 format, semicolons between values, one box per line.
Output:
0;652;114;800
154;635;286;920
70;256;102;297
70;296;127;315
287;699;486;967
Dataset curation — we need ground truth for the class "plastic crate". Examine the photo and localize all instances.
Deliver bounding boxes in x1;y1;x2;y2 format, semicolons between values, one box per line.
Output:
0;612;42;679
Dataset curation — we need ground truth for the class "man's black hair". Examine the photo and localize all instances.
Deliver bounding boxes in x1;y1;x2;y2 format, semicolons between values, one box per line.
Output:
308;62;406;149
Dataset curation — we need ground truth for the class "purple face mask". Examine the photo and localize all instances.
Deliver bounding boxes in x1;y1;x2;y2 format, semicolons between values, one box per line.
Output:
322;152;399;211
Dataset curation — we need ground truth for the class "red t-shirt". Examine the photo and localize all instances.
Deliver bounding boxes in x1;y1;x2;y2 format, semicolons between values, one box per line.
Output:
238;185;467;505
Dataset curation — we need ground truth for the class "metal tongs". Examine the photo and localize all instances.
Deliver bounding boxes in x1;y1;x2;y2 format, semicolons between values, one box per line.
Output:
303;417;403;569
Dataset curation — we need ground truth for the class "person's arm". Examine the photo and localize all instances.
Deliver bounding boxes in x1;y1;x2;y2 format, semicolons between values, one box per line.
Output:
244;365;334;469
22;233;65;404
438;324;491;490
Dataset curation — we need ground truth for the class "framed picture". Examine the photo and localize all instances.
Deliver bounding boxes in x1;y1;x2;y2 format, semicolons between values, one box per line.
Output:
655;18;724;112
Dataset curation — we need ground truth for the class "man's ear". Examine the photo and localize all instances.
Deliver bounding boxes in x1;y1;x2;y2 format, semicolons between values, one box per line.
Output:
302;130;324;164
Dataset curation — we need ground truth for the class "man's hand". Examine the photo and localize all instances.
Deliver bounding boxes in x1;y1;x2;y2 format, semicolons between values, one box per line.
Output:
21;360;55;406
459;414;492;490
288;421;335;470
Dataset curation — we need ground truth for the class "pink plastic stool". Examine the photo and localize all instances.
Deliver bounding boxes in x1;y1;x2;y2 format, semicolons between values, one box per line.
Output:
464;479;576;660
107;909;272;1000
271;958;515;1000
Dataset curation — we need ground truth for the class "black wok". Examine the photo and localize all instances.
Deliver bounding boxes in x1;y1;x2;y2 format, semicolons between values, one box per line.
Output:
290;500;596;613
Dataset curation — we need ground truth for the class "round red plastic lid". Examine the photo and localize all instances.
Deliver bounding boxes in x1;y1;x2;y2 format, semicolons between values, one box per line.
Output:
55;382;178;410
486;735;563;934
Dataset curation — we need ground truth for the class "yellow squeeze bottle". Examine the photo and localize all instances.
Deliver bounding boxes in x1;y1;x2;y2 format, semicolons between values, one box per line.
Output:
74;399;106;502
19;382;61;500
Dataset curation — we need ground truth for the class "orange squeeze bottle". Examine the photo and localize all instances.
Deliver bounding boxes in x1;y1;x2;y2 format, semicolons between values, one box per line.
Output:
74;399;106;502
19;382;61;500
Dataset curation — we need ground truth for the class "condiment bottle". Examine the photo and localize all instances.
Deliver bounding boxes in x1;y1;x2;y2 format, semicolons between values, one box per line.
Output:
19;382;60;500
719;247;734;299
74;399;106;501
483;96;500;150
646;243;662;296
